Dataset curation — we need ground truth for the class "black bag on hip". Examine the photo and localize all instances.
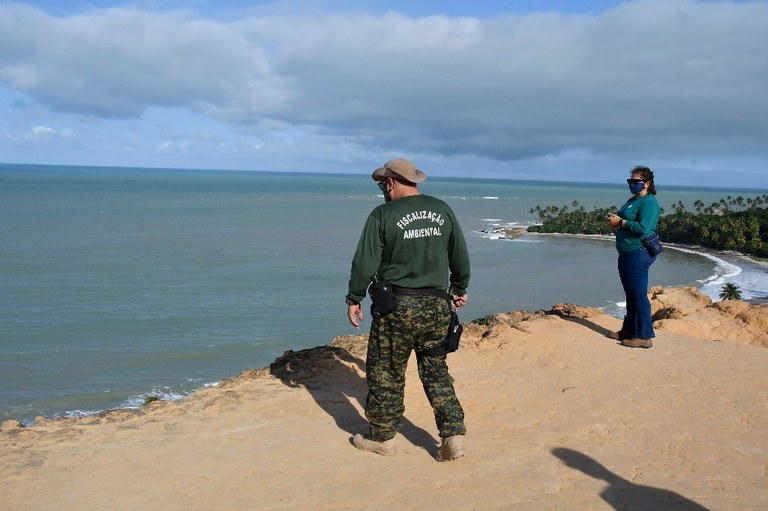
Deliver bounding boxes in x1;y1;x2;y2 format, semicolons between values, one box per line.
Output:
368;274;398;316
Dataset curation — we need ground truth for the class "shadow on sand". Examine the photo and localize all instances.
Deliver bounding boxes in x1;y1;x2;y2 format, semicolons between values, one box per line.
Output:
553;313;619;341
552;447;709;510
270;345;437;454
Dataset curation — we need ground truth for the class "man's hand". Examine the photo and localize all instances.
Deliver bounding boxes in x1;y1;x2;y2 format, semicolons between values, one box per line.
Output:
451;294;468;309
348;303;364;329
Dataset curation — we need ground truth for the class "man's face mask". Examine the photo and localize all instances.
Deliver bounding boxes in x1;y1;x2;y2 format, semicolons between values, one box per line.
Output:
377;178;393;202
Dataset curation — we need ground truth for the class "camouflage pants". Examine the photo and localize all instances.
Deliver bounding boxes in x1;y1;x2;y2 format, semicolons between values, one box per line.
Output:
365;294;466;441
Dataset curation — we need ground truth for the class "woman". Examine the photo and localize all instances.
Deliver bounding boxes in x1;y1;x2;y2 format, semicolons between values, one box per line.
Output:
605;166;661;348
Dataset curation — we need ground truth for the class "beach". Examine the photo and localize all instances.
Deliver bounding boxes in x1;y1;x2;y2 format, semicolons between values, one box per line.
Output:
2;286;767;510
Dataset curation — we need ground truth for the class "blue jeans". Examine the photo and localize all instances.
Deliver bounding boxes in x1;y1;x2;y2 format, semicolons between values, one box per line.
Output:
618;247;656;339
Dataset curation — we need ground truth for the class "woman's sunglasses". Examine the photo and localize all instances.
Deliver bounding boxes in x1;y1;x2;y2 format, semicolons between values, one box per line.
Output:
627;179;646;185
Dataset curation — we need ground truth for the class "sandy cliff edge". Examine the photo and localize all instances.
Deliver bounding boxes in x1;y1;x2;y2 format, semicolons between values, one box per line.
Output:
2;287;767;510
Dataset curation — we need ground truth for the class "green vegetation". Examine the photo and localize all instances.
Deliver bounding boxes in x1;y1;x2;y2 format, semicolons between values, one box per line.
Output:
471;314;496;326
142;395;160;406
657;195;768;257
529;201;615;235
719;282;743;301
528;194;768;258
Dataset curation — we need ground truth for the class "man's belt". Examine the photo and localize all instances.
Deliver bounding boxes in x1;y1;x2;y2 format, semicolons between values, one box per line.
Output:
391;285;450;300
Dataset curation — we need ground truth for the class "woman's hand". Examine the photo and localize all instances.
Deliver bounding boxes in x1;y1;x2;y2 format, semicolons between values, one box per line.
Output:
605;213;623;230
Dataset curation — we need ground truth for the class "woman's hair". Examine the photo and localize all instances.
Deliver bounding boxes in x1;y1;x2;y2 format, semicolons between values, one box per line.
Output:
631;165;656;195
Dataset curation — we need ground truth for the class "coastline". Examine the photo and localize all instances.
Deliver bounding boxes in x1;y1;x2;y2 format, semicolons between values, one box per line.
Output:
5;228;766;426
523;228;768;271
5;167;766;433
509;229;768;303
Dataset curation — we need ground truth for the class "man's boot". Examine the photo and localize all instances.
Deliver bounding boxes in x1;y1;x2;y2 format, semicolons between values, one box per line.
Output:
352;434;396;456
436;435;465;462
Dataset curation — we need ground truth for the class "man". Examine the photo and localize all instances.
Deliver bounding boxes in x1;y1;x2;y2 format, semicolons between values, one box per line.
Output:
345;158;470;461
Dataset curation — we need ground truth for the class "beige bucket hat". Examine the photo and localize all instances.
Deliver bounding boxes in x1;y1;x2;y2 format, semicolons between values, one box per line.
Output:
372;158;427;184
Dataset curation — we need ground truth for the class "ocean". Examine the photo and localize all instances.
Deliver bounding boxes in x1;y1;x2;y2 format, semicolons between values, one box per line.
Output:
2;164;766;424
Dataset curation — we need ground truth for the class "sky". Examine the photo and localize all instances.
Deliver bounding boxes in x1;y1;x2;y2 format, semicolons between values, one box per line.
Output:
1;0;767;187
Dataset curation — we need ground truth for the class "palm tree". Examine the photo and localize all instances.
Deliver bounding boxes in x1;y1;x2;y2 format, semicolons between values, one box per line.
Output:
719;282;742;301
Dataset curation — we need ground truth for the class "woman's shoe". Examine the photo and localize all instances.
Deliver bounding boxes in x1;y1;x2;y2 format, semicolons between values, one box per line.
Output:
609;330;634;341
621;338;653;348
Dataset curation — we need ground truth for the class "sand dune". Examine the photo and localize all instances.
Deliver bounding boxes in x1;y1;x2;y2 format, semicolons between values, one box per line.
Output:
2;287;767;510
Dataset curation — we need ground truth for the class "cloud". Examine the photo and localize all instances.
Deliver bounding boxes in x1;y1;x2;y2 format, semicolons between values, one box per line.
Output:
0;0;767;179
3;123;72;142
31;125;55;135
0;5;289;118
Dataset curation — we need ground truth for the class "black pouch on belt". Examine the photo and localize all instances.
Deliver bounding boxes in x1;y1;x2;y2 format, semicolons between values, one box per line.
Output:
420;309;462;357
442;310;462;354
368;274;398;316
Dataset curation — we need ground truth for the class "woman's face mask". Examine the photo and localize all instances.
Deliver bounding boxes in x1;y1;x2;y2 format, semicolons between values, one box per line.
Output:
627;178;646;194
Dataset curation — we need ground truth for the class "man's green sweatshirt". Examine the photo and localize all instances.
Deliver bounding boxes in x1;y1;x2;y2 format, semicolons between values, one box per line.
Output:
347;194;470;304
